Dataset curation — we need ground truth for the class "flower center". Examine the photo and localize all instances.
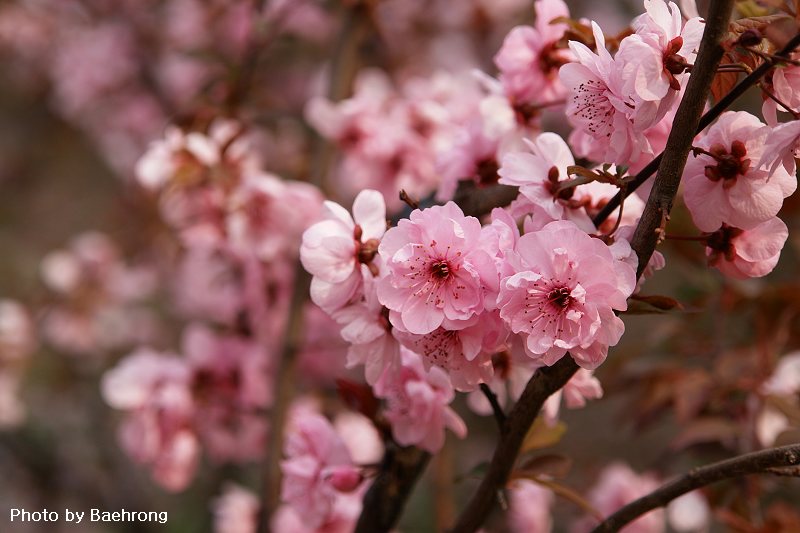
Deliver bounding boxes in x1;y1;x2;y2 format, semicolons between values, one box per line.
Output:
700;141;750;186
430;260;451;280
547;286;572;309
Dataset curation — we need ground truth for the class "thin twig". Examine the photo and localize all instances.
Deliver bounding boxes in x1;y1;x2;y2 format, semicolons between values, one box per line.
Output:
593;31;800;227
590;444;800;532
480;383;507;427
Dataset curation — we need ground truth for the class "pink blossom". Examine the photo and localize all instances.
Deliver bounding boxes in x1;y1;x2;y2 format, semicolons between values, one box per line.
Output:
377;202;498;335
543;368;603;424
301;190;386;313
333;269;400;385
213;484;260;533
497;220;636;369
762;54;800;125
494;0;573;108
705;219;788;279
499;133;594;232
508;479;554;533
280;409;359;529
374;347;467;452
666;492;711;533
578;463;664;533
0;300;35;362
610;225;666;292
682;112;796;232
394;311;506;392
297;304;350;386
617;0;704;104
560;22;659;164
333;412;384;465
758;119;800;176
102;349;200;491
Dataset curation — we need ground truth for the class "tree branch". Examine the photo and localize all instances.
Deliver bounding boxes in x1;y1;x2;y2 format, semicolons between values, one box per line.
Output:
592;31;800;227
629;0;735;277
590;444;800;532
480;383;507;428
451;1;735;531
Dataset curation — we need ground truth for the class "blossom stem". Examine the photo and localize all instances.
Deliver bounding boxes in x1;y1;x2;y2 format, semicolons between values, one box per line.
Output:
480;383;507;427
592;30;800;227
759;82;800;119
590;443;800;532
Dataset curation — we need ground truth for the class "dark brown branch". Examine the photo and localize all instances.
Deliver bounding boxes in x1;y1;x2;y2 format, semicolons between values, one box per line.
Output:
480;383;507;427
450;2;735;531
629;0;734;277
354;445;431;533
590;444;800;532
593;31;800;227
451;357;580;533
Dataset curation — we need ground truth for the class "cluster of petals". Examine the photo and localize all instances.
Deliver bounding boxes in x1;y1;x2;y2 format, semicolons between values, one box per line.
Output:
377;201;498;335
497;220;636;369
280;406;363;530
374;347;467;452
682;111;796;233
543;367;604;424
704;219;788;279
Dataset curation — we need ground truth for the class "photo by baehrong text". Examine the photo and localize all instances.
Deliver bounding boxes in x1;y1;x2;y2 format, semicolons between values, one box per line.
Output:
9;508;168;524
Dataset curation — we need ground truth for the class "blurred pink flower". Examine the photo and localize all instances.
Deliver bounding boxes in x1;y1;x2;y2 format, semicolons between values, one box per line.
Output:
213;483;260;533
508;479;554;533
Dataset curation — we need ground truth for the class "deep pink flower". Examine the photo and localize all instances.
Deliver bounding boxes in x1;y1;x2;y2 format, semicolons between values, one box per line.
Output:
682;111;796;232
377;202;498;335
301;189;387;313
497;220;636;369
374;347;467;452
705;219;788;279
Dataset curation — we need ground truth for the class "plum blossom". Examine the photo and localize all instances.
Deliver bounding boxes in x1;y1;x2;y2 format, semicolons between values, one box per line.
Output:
682;111;796;232
705;219;788;279
494;0;573;109
377;202;498;335
618;0;704;106
280;408;362;530
499;133;594;232
394;311;507;392
497;220;636;369
759;119;800;176
102;349;199;491
374;347;467;452
560;22;659;165
756;352;800;446
543;368;604;424
301;190;387;313
333;270;400;385
762;55;800;125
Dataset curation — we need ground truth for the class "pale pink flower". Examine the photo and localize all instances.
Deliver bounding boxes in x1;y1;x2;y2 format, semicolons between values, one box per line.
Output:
377;202;498;335
102;349;199;491
705;219;788;279
577;463;664;533
543;368;603;424
173;246;246;326
762;55;800;125
758;119;800;176
560;22;658;164
666;492;711;533
494;0;573;108
618;0;704;104
610;225;666;292
333;412;384;465
499;133;594;232
0;300;35;362
374;347;467;452
497;220;636;369
682;112;796;232
301;190;386;313
213;484;260;533
333;269;400;385
394;311;506;392
508;479;554;533
280;409;359;529
0;372;26;427
271;494;362;533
